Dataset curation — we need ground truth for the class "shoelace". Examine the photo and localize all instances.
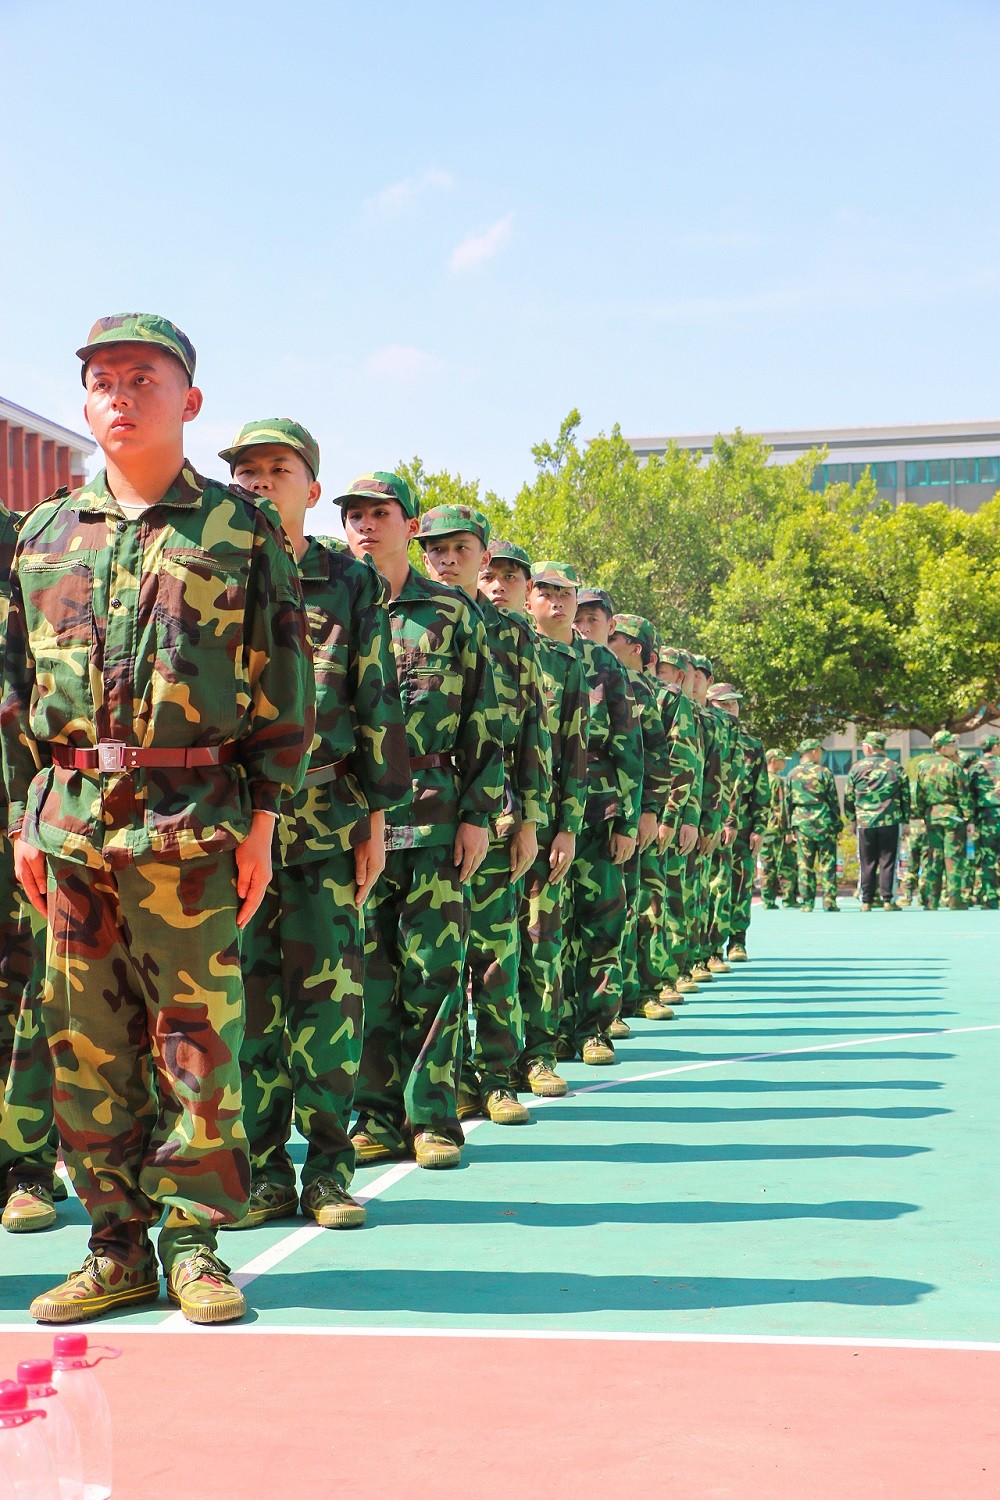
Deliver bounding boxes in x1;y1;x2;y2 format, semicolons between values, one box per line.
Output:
177;1252;231;1285
8;1182;51;1200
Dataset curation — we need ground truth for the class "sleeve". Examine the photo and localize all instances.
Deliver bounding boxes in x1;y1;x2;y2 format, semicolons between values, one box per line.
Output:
899;771;911;823
512;629;552;830
607;660;643;838
454;607;504;828
958;767;973;822
843;770;856;822
662;693;701;830
827;769;843;825
348;566;412;815
0;553;42;838
699;715;724;836
914;771;928;821
751;749;770;836
556;654;589;837
637;683;672;817
240;516;316;813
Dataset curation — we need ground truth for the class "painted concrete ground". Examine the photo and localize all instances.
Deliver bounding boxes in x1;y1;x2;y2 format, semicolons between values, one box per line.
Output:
1;902;997;1496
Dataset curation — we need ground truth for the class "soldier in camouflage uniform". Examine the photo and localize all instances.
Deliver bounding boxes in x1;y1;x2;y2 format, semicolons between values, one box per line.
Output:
417;507;551;1126
787;739;843;910
567;589;642;1063
220;421;410;1232
686;657;738;978
1;315;314;1324
913;731;973;909
607;615;674;1026
843;732;910;910
708;686;769;961
342;474;503;1170
759;749;798;908
654;647;703;998
969;733;1000;907
0;500;62;1234
960;748;981;904
518;561;589;1097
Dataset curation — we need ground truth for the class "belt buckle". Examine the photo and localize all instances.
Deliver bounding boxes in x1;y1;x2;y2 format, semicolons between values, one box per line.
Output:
97;742;127;774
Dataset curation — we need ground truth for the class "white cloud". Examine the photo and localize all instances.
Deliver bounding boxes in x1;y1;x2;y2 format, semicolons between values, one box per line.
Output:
364;344;444;382
449;212;514;272
365;169;455;215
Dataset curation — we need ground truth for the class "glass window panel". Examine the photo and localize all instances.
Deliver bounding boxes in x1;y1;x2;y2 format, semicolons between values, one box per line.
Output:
928;459;951;485
906;461;929;486
823;749;853;775
810;464;827;491
885;748;902;763
953;458;976;484
977;457;1000;484
826;463;850;484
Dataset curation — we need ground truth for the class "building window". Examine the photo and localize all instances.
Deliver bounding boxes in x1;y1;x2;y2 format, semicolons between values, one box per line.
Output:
977;457;1000;485
823;749;853;775
954;458;976;485
810;464;827;492
826;463;851;485
906;460;951;487
852;461;897;488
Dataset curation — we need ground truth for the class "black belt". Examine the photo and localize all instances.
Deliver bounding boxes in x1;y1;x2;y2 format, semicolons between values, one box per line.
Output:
50;742;236;774
410;753;454;771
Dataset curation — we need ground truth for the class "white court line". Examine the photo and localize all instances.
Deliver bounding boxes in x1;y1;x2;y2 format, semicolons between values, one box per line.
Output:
150;1020;1000;1331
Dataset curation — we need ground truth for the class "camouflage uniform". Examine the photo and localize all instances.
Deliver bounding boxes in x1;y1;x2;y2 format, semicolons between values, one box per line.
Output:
679;699;720;977
350;550;503;1154
787;746;843;907
969;740;1000;906
640;676;701;1000
518;624;588;1076
913;739;972;908
843;740;910;905
0;504;58;1205
0;462;314;1273
727;723;770;948
562;635;642;1051
759;757;797;907
703;699;744;960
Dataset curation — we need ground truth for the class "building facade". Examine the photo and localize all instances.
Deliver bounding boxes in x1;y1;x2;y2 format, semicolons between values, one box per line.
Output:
626;421;1000;513
0;397;94;512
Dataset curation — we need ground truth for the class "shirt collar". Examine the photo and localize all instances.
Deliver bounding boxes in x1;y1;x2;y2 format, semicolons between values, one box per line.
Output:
76;461;206;516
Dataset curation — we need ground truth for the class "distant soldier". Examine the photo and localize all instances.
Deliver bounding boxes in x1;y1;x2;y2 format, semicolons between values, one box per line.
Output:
759;749;798;908
960;748;982;904
708;685;769;962
787;739;843;911
698;663;744;975
914;731;973;910
844;732;910;911
653;648;702;1000
969;733;1000;908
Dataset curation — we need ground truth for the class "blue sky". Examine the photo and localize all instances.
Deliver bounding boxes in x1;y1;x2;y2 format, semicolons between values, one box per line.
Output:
2;0;999;532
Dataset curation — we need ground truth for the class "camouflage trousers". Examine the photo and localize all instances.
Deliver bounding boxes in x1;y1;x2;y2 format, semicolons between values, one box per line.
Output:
921;824;966;908
619;845;642;1017
973;821;1000;904
45;853;249;1273
461;838;523;1097
707;839;735;955
636;842;677;1002
563;821;626;1046
0;840;56;1194
240;850;362;1194
356;846;468;1151
794;832;838;906
662;844;690;980
683;845;714;969
728;833;756;945
760;830;798;905
517;834;567;1074
904;830;926;900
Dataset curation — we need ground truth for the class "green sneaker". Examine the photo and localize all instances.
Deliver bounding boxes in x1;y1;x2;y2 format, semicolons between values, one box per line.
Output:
167;1251;246;1325
31;1253;159;1324
2;1181;57;1234
350;1129;409;1165
300;1179;366;1229
484;1088;530;1125
413;1132;461;1169
607;1017;631;1039
222;1179;298;1231
581;1035;616;1066
526;1063;568;1098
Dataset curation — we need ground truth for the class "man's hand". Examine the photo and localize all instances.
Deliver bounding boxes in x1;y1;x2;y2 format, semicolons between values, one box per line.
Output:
677;822;699;856
453;821;489;882
353;810;386;907
610;832;636;866
548;829;576;884
235;810;276;929
749;832;763;857
721;823;737;847
637;811;658;853
509;821;538;883
12;834;46;918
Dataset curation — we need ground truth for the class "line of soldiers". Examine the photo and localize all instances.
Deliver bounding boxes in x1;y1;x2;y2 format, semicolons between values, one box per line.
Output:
0;312;775;1328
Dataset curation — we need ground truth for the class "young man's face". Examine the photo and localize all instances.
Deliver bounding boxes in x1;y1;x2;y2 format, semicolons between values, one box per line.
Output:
719;699;740;719
479;557;529;613
658;661;684;687
691;669;709;700
681;664;697;696
84;345;201;459
343;496;419;566
574;604;612;645
608;631;642;671
528;580;576;627
768;757;787;775
421;532;485;595
232;445;319;531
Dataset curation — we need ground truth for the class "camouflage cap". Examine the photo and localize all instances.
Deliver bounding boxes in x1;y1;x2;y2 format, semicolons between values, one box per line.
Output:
860;730;887;750
798;737;823;753
336;471;419;520
931;729;958;749
981;732;1000;751
658;645;690;669
765;747;787;761
576;586;615;616
531;560;580;589
690;654;714;677
611;613;656;653
486;538;532;575
77;313;196;385
707;682;744;704
417;503;491;548
219;418;320;480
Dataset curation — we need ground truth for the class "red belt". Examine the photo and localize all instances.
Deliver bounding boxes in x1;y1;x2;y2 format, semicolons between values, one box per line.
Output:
50;742;237;774
409;753;454;771
302;757;352;788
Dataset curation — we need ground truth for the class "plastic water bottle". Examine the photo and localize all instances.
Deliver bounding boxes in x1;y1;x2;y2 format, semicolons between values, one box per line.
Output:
50;1338;119;1500
0;1383;58;1499
16;1364;82;1500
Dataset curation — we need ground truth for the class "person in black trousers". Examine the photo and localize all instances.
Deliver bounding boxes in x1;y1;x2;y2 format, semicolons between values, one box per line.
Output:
844;733;911;910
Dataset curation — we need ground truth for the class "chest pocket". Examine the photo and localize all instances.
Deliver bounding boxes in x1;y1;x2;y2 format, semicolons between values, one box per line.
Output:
20;554;96;652
154;549;248;645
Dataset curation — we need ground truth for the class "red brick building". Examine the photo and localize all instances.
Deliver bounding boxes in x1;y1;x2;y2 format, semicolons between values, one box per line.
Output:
0;396;95;512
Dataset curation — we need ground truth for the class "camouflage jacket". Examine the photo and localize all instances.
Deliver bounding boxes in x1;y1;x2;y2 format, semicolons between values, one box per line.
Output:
968;753;1000;825
478;594;552;840
576;639;642;837
694;703;726;837
658;682;702;832
275;538;411;865
0;502;17;834
712;706;745;826
730;727;770;837
383;567;503;851
534;633;589;839
0;466;314;867
627;670;673;818
786;761;843;836
765;775;790;835
914;754;972;827
843;751;911;829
